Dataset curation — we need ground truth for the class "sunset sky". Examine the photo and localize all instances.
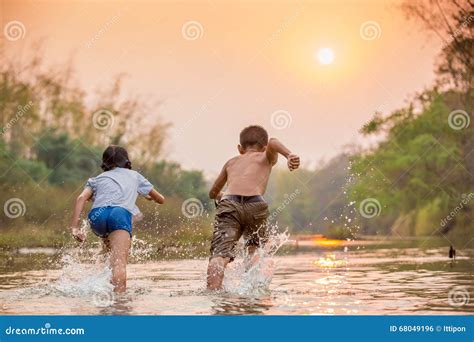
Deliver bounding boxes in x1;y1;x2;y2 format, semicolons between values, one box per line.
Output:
2;0;442;175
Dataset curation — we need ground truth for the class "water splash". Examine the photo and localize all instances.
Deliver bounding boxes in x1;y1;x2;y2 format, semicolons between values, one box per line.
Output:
48;224;160;304
223;227;289;296
47;220;113;300
52;251;114;300
129;236;154;262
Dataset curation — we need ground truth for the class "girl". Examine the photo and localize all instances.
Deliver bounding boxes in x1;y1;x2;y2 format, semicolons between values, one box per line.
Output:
69;145;164;293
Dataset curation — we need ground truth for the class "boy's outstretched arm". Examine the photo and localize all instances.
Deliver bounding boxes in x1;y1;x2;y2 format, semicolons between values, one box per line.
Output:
266;138;300;171
70;187;93;242
146;189;165;204
209;163;228;200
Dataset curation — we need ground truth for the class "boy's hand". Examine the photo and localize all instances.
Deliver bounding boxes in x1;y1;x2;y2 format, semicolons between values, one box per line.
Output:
71;227;86;242
287;153;300;171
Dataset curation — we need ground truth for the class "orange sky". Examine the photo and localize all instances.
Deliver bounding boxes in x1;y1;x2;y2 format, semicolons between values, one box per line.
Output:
2;0;442;175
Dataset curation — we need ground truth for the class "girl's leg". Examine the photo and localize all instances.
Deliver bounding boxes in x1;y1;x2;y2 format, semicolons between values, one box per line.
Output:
99;237;111;255
107;230;131;293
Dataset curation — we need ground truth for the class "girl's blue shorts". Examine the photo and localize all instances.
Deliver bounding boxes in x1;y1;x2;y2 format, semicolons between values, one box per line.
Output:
88;206;132;238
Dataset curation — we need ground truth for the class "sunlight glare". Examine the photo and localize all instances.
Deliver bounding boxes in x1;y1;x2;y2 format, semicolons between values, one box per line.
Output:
317;48;335;65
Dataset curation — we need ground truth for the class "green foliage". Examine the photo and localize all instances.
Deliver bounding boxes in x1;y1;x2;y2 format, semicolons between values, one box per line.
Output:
325;226;354;240
0;140;49;186
414;196;449;236
0;50;210;249
35;130;102;185
144;161;209;206
266;154;352;234
349;92;473;237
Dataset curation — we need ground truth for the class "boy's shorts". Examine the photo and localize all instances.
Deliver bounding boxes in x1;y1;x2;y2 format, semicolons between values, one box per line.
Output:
88;206;132;238
210;196;269;261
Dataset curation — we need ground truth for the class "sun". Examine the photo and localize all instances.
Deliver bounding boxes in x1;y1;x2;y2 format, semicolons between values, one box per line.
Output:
317;48;335;65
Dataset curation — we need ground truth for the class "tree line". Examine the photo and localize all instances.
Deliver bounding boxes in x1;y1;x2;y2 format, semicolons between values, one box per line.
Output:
0;0;471;248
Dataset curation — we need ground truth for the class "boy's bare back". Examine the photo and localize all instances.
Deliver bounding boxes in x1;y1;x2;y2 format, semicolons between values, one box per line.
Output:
209;127;300;200
225;151;272;196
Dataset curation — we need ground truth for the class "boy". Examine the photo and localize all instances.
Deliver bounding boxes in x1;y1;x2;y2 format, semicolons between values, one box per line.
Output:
207;125;300;290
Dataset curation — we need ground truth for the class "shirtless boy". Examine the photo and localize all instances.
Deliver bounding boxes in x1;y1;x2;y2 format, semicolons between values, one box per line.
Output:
207;125;300;290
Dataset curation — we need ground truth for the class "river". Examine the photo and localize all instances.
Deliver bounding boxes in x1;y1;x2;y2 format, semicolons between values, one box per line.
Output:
0;237;472;315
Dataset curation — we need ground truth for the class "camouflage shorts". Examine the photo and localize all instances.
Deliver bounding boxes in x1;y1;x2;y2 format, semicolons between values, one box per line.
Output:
210;197;269;261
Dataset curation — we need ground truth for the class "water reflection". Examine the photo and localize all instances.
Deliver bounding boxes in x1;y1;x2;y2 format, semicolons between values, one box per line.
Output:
210;295;273;315
96;295;134;315
0;241;473;315
314;253;347;268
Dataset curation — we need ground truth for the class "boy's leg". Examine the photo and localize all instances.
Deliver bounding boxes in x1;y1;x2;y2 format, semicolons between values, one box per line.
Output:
107;230;131;293
244;202;269;270
245;245;260;271
207;256;230;290
207;200;241;290
247;245;258;256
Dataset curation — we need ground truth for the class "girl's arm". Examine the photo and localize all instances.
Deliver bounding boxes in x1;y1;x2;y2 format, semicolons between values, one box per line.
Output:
70;187;93;242
145;188;165;204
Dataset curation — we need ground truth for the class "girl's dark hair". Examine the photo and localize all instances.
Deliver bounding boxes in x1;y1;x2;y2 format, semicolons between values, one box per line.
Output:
101;145;132;171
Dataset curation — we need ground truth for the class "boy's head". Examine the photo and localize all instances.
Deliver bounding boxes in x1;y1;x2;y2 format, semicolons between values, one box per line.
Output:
101;145;132;171
239;125;268;153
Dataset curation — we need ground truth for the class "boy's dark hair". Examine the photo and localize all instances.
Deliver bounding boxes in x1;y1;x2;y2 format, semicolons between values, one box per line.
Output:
239;125;269;149
101;145;132;171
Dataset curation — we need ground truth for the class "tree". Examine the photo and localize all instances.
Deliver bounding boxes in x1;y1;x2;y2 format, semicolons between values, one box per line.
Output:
35;130;102;185
351;91;470;236
0;46;170;164
401;0;473;93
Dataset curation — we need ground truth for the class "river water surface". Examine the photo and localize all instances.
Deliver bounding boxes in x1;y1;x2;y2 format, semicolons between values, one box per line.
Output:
0;238;473;315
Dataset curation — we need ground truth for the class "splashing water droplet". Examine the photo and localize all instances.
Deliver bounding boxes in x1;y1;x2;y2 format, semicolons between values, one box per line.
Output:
223;227;289;296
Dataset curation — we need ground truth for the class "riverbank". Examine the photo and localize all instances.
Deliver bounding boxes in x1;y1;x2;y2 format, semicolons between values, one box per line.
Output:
0;224;213;257
2;225;470;250
1;226;467;261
